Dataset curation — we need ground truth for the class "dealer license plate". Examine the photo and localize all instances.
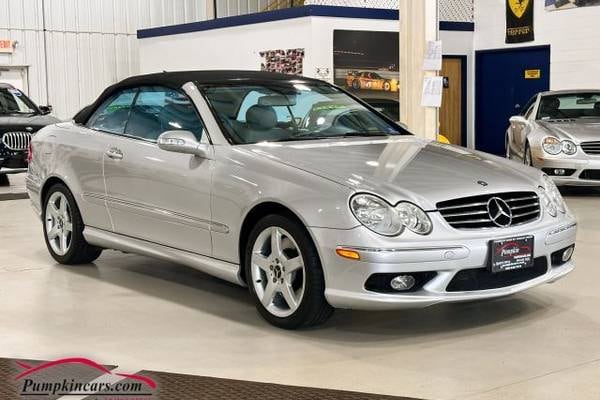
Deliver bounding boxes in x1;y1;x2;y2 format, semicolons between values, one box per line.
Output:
490;236;534;273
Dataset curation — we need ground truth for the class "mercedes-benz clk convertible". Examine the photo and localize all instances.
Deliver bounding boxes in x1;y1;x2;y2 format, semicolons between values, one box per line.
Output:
507;90;600;185
26;71;577;329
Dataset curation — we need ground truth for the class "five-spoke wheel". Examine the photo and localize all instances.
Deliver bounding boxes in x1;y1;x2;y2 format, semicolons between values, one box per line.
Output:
245;214;332;329
251;226;306;318
45;191;73;256
42;183;102;264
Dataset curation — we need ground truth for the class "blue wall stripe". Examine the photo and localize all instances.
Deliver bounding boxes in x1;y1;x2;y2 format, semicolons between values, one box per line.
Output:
137;5;474;39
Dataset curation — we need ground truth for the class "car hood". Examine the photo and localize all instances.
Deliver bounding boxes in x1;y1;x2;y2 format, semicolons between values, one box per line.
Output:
0;114;60;132
538;119;600;142
244;136;542;210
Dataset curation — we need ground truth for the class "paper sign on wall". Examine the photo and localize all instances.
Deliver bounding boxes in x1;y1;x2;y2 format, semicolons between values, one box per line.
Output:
421;76;444;108
423;41;442;71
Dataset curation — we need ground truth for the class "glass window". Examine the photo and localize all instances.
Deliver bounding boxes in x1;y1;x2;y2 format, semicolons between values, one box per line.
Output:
201;81;405;145
87;89;137;134
520;95;537;117
125;86;205;141
0;87;38;115
538;92;600;120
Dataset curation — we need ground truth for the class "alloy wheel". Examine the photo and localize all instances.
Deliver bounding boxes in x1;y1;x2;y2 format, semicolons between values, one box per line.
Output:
250;226;306;318
45;192;73;256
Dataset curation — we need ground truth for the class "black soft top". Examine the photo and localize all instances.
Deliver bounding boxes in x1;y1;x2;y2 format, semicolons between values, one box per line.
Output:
73;70;319;124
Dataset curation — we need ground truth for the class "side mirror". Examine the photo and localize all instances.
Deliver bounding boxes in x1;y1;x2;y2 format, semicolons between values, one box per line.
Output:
157;130;209;158
509;115;529;125
39;105;52;115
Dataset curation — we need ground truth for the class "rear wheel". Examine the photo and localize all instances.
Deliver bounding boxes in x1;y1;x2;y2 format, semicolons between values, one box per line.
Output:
245;214;333;329
43;183;102;264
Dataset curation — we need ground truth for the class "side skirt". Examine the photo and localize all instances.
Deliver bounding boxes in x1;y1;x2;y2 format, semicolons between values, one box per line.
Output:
83;226;245;287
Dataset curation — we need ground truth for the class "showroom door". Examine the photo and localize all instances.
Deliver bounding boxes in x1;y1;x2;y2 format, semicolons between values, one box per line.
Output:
440;56;465;146
475;45;550;155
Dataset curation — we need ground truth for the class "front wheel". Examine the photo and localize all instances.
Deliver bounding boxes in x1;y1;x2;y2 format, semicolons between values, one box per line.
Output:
43;183;102;264
245;214;333;329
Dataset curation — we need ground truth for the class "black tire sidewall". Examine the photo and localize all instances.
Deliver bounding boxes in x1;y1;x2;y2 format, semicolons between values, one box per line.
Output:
244;214;330;329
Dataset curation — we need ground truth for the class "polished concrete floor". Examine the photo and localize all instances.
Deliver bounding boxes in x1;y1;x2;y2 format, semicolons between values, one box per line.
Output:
1;188;599;400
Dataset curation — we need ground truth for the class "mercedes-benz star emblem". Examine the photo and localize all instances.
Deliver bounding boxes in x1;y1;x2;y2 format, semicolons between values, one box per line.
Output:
487;197;513;228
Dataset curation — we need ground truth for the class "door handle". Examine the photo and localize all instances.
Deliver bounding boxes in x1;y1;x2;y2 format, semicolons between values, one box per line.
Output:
106;148;123;160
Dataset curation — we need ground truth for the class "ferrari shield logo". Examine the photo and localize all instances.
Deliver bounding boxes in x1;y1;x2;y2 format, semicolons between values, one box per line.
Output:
509;0;530;18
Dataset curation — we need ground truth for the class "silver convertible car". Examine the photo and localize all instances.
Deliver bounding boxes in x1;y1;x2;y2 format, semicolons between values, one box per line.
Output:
506;90;600;185
27;71;577;329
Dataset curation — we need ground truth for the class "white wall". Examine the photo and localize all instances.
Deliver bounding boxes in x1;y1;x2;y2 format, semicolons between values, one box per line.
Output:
0;0;210;119
474;0;600;90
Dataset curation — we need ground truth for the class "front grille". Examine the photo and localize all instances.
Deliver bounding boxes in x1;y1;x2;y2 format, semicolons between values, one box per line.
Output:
446;257;548;292
1;132;32;151
581;141;600;155
579;170;600;180
437;192;541;229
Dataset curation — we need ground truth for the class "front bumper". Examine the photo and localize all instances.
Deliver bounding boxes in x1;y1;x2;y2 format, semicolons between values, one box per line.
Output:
0;150;28;172
533;152;600;186
311;214;577;310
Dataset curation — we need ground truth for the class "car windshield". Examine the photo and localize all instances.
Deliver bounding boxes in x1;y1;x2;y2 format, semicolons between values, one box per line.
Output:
200;81;406;144
0;87;38;115
537;93;600;120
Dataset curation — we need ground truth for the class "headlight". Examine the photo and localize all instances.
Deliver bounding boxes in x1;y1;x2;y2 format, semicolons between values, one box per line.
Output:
562;140;577;155
542;137;562;155
350;194;404;236
541;175;566;215
350;194;432;236
396;202;433;235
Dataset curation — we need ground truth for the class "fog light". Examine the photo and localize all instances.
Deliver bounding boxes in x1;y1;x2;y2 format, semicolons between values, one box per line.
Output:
562;246;574;262
390;275;416;291
554;169;566;176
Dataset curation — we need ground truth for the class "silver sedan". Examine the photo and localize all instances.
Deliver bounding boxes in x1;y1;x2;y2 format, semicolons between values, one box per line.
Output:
27;71;577;329
507;90;600;185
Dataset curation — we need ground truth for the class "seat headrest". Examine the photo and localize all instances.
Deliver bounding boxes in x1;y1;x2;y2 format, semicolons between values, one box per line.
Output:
542;97;560;111
246;105;277;130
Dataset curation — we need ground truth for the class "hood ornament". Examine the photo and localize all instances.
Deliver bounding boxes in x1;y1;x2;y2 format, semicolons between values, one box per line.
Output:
25;127;33;132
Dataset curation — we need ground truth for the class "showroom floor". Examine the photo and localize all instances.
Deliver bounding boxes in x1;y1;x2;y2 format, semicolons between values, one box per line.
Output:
1;181;599;400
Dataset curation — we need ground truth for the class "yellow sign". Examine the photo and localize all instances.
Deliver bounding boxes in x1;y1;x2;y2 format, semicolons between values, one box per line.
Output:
509;0;530;18
524;69;541;79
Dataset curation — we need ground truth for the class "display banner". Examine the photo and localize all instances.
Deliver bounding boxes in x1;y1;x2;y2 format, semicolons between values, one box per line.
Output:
506;0;534;43
545;0;600;11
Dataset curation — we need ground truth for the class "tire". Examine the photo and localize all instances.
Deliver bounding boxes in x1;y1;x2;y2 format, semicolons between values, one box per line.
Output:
383;81;391;91
524;143;533;166
42;183;102;265
0;174;8;187
352;79;361;90
244;214;333;329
